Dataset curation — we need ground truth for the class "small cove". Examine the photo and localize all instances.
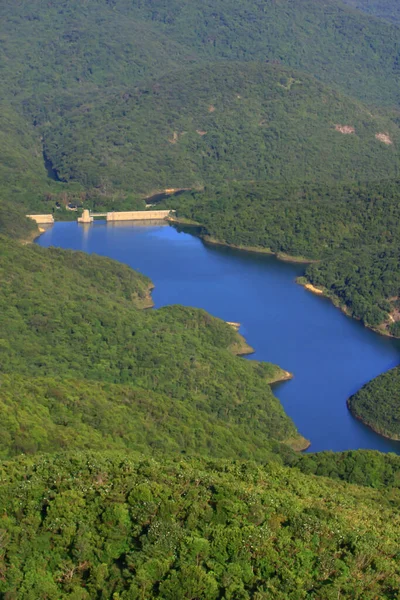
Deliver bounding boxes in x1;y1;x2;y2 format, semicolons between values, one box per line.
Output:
37;220;400;453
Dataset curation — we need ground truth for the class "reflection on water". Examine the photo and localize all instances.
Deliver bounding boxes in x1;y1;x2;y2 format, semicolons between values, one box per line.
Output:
37;221;400;453
107;219;169;228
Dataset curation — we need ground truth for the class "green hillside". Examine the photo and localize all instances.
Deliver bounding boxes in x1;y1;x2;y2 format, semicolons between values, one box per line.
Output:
348;367;400;439
293;448;400;488
342;0;400;23
41;63;400;194
1;451;400;599
0;0;399;210
1;205;400;598
0;103;56;210
0;198;38;241
304;244;400;332
169;179;400;260
2;0;399;108
165;179;400;330
0;234;304;457
0;373;301;461
1;0;400;595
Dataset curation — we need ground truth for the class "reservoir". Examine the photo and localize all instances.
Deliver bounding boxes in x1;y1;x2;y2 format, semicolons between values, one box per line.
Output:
37;220;400;453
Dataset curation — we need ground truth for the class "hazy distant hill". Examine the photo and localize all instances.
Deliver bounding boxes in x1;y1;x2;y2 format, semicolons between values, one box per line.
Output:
342;0;400;23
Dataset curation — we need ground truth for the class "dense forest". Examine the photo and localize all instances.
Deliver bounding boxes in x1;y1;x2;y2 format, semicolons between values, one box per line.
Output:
1;0;400;595
40;63;400;193
169;179;400;259
292;448;400;489
342;0;400;23
1;0;400;213
304;245;400;332
1;211;400;595
348;367;400;439
1;451;400;599
0;234;305;457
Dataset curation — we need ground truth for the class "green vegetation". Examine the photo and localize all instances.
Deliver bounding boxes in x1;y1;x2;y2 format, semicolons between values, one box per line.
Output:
41;63;400;194
0;199;38;241
0;235;303;457
293;449;400;488
169;179;400;260
1;0;400;594
0;374;299;461
3;0;400;107
0;0;400;212
342;0;400;24
304;245;400;331
1;451;400;599
348;367;400;439
167;179;400;331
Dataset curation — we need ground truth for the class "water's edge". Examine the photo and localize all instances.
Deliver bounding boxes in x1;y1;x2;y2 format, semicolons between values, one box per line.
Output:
36;221;400;454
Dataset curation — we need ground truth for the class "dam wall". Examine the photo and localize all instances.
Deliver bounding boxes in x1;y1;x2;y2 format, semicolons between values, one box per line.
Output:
106;210;173;221
26;214;54;224
78;209;175;224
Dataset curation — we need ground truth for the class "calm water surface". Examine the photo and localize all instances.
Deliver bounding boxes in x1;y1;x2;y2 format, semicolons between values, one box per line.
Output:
38;221;400;453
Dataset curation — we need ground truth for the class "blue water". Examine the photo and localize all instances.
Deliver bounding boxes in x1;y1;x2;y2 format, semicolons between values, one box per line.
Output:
37;221;400;453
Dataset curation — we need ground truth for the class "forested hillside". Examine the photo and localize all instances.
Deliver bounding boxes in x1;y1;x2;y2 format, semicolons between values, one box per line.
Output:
41;63;400;193
304;245;400;332
342;0;400;23
0;235;304;457
166;179;400;331
2;0;400;107
1;451;400;599
2;0;400;595
293;448;400;488
170;179;400;260
1;0;400;210
348;367;400;439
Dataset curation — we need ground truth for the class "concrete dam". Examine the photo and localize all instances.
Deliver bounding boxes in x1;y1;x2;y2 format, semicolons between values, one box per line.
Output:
78;209;175;223
26;214;55;224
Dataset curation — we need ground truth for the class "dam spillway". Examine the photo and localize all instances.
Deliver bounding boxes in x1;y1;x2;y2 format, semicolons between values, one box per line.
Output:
78;209;174;224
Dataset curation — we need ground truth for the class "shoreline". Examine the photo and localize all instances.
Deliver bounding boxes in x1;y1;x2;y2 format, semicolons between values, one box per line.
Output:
136;285;155;309
347;399;400;442
170;217;400;342
22;226;46;245
166;216;202;227
285;435;311;452
201;234;317;264
297;277;400;340
224;323;308;450
28;219;313;452
268;369;294;384
166;217;316;263
229;332;255;356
